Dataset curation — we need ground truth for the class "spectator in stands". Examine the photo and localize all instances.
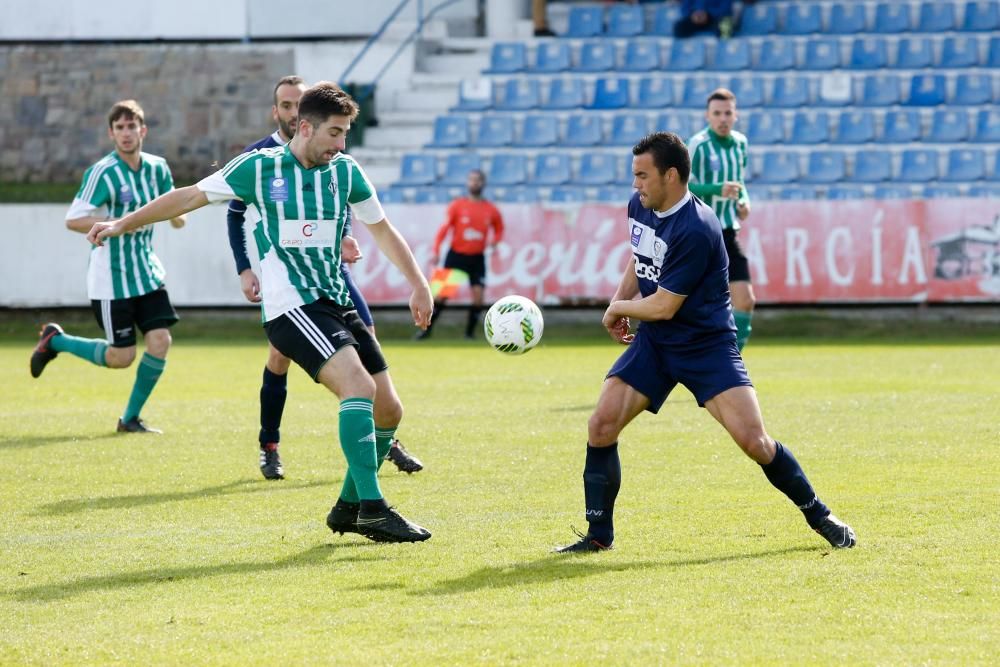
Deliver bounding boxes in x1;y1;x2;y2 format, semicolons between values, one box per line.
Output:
674;0;736;39
417;169;504;340
532;0;556;37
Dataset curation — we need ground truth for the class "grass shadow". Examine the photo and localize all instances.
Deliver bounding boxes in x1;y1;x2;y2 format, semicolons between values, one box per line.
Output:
11;543;380;602
414;545;820;597
0;433;115;451
34;478;331;516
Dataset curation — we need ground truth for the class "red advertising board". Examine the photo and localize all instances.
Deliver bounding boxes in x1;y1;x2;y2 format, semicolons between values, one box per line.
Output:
348;199;1000;305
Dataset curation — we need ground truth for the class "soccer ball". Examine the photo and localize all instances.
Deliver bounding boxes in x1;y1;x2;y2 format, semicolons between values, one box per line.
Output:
483;295;544;355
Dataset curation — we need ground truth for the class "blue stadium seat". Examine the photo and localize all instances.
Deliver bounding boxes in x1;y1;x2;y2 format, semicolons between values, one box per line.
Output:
940;37;980;68
989;37;1000;67
906;74;946;106
441;154;481;185
531;42;572;73
578;153;619;185
606;4;644;37
746;111;786;144
623;40;661;71
942;148;986;182
851;151;892;182
427;115;470;148
874;185;914;199
635;77;674;108
380;187;410;204
596;186;634;202
974;110;1000;142
895;38;933;69
826;185;867;200
969;184;1000;197
532;154;573;186
489;154;527;186
874;3;912;32
803;151;846;184
770;77;811;108
791;111;831;144
803;38;842;70
739;3;779;35
953;73;994;105
755;152;800;184
833;111;875;144
452;79;493;111
817;73;854;107
882;110;922;143
474;116;515;148
993;152;1000;181
609;113;650;146
669;39;708;70
860;74;901;107
496;79;540;111
714;40;751;71
729;76;765;108
564;114;604;146
922;184;963;198
783;4;823;34
543;78;585;110
589;77;630;109
963;1;1000;31
650;3;683;36
828;3;867;34
487;43;526;74
757;39;796;70
681;76;722;108
398;154;438;185
412;187;453;204
926;110;969;143
850;38;888;69
899;149;939;182
918;2;956;31
576;41;616;72
520;115;560;147
656;113;695;139
549;186;586;203
620;154;636;185
494;187;540;203
565;6;604;38
779;187;815;201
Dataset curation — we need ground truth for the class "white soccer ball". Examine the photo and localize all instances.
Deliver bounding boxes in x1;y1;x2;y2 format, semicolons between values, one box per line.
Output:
483;295;544;355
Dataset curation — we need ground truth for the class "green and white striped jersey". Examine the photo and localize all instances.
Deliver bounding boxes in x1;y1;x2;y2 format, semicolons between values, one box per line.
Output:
66;151;175;300
197;146;385;322
687;127;751;231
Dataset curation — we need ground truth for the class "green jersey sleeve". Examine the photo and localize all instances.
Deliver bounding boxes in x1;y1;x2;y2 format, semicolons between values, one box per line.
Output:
197;151;260;205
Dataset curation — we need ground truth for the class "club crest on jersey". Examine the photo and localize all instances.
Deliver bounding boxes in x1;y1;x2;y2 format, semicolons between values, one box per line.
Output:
652;238;667;264
328;177;338;197
630;223;643;247
269;177;289;202
118;184;134;204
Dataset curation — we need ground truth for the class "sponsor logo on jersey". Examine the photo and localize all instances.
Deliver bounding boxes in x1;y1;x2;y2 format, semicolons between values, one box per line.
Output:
119;184;134;204
709;153;721;172
269;177;289;202
630;224;643;247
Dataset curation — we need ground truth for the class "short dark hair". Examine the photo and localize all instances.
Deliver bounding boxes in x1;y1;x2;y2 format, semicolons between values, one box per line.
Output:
707;87;737;107
273;75;305;105
107;100;145;128
632;132;690;183
297;81;360;128
469;168;486;182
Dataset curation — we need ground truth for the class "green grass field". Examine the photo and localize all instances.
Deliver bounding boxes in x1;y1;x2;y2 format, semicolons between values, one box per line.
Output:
2;319;998;665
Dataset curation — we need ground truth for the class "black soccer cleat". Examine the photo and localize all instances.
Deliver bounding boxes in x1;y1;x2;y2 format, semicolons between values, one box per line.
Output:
553;527;613;554
356;506;431;543
813;513;856;549
259;443;284;480
30;323;64;378
326;501;361;536
117;417;163;434
386;439;424;474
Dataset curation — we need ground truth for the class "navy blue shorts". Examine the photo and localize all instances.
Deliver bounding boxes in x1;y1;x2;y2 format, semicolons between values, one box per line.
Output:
607;327;752;412
341;264;373;327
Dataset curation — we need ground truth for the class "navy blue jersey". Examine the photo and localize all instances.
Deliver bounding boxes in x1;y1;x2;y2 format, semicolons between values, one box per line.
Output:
627;191;735;346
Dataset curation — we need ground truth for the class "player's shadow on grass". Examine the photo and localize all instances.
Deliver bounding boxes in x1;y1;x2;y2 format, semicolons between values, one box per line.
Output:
414;545;818;596
11;543;377;602
0;433;114;451
33;478;331;516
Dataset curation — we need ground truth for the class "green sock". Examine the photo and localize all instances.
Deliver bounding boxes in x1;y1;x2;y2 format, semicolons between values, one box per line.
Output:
734;310;753;352
50;333;108;367
338;398;382;501
122;352;166;422
339;425;397;503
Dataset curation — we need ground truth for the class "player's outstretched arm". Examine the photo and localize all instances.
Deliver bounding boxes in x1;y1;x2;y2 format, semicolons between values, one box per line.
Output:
366;218;433;328
87;186;209;245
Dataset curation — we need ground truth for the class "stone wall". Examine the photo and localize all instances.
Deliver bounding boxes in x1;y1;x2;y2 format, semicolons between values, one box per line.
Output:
1;44;295;184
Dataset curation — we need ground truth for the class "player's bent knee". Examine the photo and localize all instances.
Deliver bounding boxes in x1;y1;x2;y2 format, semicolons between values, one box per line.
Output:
105;346;136;368
144;329;172;357
735;431;772;462
587;413;621;447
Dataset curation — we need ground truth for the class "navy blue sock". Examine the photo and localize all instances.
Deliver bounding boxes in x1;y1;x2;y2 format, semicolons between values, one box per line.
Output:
259;368;287;446
583;442;621;546
760;441;829;528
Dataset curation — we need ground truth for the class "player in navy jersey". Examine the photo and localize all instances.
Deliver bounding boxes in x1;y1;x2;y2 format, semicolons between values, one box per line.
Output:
228;76;423;480
556;132;856;553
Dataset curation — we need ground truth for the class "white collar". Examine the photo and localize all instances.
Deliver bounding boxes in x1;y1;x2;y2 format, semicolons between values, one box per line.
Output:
271;130;288;146
653;192;691;218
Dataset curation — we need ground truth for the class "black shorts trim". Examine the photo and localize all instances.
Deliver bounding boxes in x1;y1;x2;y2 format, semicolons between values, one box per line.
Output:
444;250;487;287
723;228;751;284
90;286;178;348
